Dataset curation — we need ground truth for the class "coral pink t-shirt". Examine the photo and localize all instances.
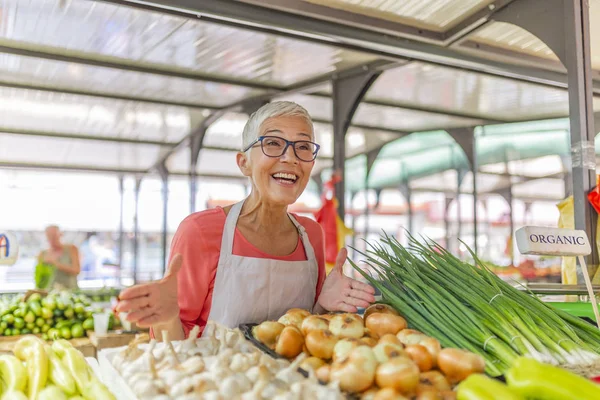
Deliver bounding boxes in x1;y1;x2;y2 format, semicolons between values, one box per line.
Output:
169;207;327;337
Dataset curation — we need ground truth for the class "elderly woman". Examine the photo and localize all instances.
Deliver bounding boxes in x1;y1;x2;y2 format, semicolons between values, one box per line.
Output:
116;101;375;339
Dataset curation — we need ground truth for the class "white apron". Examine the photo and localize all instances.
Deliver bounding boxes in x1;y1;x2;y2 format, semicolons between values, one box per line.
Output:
203;199;318;333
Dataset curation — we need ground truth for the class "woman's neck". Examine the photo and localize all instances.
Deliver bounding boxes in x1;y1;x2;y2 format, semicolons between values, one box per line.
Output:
239;191;292;234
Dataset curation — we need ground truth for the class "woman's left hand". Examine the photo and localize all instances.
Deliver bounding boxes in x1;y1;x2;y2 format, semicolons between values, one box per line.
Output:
316;248;376;313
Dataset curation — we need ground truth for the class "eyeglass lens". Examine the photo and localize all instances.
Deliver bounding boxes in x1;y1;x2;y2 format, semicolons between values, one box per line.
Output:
261;136;317;161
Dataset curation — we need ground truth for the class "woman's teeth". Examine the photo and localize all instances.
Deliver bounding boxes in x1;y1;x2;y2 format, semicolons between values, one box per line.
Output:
272;173;298;182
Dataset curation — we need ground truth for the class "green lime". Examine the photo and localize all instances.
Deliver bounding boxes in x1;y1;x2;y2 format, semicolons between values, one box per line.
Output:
74;304;85;314
63;308;74;319
35;318;45;328
0;327;4;336
41;307;53;320
76;313;85;320
53;309;63;318
0;321;6;330
27;293;42;303
47;328;59;340
71;324;84;339
13;317;25;329
1;314;13;325
24;311;35;324
42;297;56;311
56;300;66;311
25;322;35;330
29;301;42;317
12;308;23;318
32;327;40;334
41;333;49;341
4;328;11;336
82;318;94;331
21;328;31;335
59;327;71;340
12;328;20;336
41;324;50;333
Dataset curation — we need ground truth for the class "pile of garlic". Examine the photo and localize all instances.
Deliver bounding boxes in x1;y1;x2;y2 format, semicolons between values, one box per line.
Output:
111;321;346;400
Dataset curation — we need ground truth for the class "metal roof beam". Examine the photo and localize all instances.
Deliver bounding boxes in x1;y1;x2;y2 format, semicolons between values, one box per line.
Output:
0;42;283;91
114;0;600;93
0;80;221;110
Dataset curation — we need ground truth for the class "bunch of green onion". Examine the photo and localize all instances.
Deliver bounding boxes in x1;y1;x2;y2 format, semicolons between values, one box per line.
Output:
350;232;600;377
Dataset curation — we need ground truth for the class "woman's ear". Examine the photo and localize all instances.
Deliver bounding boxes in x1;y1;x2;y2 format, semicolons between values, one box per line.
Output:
236;152;252;177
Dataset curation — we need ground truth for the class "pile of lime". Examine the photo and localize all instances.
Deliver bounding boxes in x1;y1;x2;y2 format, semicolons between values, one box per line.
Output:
0;291;105;339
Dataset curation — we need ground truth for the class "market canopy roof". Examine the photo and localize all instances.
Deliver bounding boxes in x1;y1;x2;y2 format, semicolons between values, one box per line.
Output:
0;0;600;201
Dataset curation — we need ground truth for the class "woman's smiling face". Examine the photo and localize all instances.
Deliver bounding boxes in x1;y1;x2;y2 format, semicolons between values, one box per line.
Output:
238;115;316;207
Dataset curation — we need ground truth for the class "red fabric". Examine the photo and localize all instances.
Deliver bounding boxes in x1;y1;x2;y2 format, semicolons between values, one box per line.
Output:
314;198;340;265
165;207;326;338
589;186;600;214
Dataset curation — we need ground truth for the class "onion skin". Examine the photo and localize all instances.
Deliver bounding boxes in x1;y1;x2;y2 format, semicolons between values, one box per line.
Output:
305;329;338;360
364;304;400;320
375;357;420;394
286;308;311;319
366;313;408;337
330;346;377;393
397;329;428;346
333;338;361;362
379;334;404;347
439;391;457;400
301;315;330;336
329;313;365;339
419;371;451;392
405;344;434;372
437;348;485;384
373;387;410;400
373;342;406;364
364;328;379;340
278;312;306;329
315;364;331;383
360;336;378;347
420;338;441;366
275;325;304;358
252;321;285;349
415;385;442;400
299;357;326;372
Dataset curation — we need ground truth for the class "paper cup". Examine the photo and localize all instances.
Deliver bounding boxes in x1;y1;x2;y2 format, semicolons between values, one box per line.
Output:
94;312;110;336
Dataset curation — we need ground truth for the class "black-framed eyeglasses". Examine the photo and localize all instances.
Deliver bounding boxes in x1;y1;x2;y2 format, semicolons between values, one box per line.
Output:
243;136;320;162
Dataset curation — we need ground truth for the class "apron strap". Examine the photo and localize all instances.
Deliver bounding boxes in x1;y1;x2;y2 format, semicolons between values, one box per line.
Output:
219;199;245;259
288;214;318;265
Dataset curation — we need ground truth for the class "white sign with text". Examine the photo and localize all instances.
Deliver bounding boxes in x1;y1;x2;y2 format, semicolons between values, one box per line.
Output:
516;226;591;257
0;231;19;266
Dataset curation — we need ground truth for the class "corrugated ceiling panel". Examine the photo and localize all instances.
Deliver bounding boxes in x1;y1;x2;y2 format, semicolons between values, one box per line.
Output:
274;94;333;121
202;113;248;150
0;87;191;142
303;0;494;31
512;178;566;200
367;62;574;121
354;103;484;131
0;0;377;86
0;132;165;170
0;53;265;106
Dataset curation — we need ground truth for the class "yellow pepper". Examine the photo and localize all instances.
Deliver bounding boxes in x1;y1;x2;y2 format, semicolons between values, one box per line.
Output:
51;341;115;400
0;391;28;400
37;385;67;400
12;336;48;400
506;357;600;400
0;355;27;394
44;345;76;396
457;374;523;400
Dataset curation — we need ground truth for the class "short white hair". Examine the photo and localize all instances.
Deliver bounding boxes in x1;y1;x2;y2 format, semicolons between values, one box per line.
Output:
241;101;314;152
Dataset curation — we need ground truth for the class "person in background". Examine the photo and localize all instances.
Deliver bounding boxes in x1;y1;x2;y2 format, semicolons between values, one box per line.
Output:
38;225;80;290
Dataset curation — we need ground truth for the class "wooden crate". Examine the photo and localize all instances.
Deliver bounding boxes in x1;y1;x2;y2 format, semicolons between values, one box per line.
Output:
88;330;148;351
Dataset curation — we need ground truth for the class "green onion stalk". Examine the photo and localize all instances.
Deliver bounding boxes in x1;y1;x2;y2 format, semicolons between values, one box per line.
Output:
350;231;600;376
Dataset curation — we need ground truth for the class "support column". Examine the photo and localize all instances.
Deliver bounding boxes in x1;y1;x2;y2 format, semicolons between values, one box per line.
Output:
494;0;598;278
448;129;477;253
332;68;383;218
498;187;515;265
444;197;453;249
364;147;382;246
399;182;413;233
117;175;124;285
158;163;169;276
133;176;142;284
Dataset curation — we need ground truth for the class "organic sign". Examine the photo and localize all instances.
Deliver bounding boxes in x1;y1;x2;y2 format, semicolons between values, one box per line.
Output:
515;227;591;257
0;231;19;266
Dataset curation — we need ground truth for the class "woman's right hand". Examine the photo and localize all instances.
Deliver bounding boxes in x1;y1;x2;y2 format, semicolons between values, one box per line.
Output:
116;254;183;328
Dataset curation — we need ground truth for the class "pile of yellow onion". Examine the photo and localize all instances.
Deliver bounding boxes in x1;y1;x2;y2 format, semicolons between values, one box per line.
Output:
253;305;486;399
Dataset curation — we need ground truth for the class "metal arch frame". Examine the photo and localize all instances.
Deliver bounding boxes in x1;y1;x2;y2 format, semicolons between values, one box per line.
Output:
101;0;600;93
